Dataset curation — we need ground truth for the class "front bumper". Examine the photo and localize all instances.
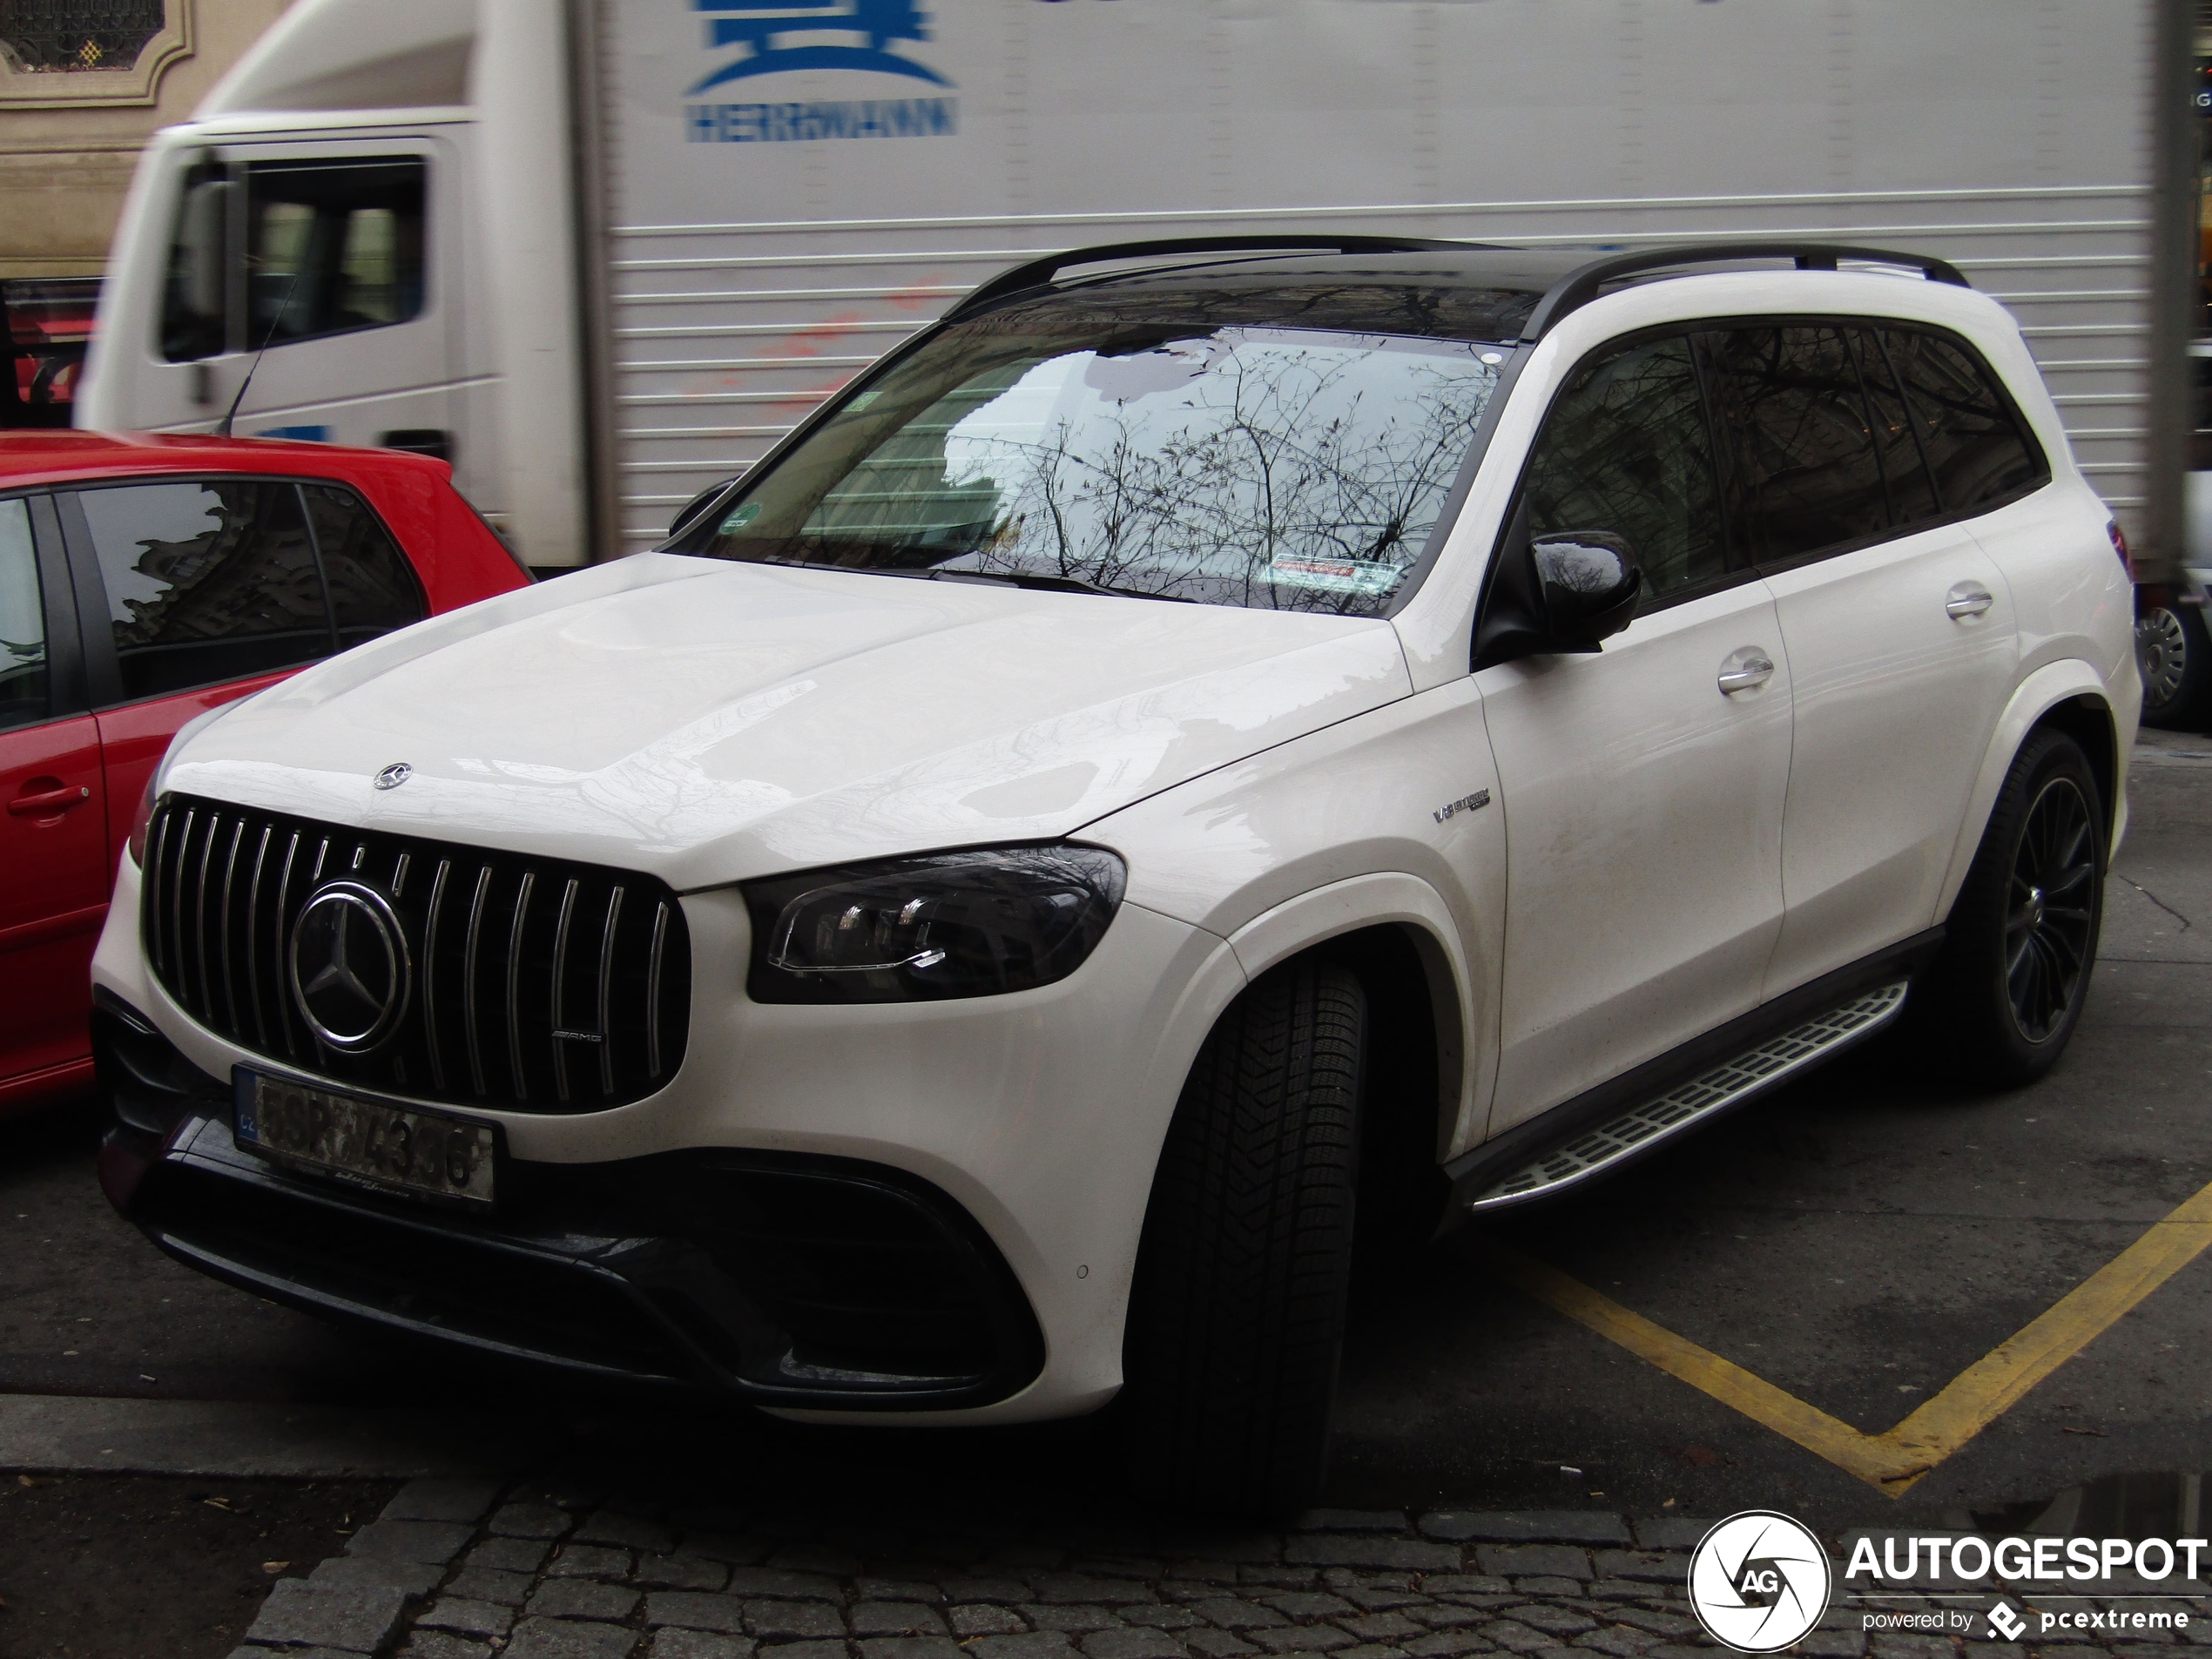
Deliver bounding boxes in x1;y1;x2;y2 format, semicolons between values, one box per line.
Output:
91;846;1247;1422
97;998;1044;1407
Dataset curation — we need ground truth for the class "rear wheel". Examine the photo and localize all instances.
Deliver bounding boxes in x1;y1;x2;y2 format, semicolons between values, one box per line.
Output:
1914;728;2105;1086
2138;602;2210;729
1120;959;1366;1515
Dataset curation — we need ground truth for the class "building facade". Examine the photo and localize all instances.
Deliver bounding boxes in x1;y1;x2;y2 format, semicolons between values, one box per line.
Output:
0;0;292;279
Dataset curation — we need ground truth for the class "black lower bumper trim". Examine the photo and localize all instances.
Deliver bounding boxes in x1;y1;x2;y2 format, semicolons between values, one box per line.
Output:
100;1005;1044;1410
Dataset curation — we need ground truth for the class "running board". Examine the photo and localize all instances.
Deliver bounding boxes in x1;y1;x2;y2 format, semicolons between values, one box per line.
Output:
1465;980;1911;1213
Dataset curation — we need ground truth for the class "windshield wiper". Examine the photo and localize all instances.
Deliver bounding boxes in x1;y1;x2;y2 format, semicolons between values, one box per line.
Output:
911;567;1200;604
755;555;1195;604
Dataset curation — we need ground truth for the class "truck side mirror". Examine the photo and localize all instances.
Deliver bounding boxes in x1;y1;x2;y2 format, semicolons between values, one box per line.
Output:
180;179;231;328
1530;530;1642;645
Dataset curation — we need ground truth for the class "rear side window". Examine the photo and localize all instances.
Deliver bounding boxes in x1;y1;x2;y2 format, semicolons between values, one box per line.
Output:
1880;330;2043;513
0;497;47;732
74;478;422;703
1520;333;1726;598
1849;329;1940;526
304;485;427;648
1706;326;1888;565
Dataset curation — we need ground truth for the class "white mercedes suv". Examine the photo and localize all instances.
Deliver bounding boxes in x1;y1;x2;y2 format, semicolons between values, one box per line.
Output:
92;239;2138;1512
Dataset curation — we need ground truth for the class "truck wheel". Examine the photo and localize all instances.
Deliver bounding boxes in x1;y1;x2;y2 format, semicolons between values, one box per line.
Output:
1916;728;2105;1087
2138;603;2210;729
1120;959;1366;1515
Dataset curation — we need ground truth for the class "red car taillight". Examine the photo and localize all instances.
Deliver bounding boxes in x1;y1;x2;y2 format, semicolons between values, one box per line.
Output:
126;775;157;867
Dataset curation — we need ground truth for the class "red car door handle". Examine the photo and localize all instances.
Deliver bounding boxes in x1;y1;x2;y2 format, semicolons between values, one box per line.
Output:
8;785;91;816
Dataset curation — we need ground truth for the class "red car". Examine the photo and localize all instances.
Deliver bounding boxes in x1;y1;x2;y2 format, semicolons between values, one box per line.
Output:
0;433;530;1116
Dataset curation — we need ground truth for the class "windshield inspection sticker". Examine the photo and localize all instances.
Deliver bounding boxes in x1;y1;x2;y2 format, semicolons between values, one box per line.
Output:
1266;555;1400;596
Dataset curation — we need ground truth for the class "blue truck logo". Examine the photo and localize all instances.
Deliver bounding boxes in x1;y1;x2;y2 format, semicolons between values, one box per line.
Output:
691;0;951;92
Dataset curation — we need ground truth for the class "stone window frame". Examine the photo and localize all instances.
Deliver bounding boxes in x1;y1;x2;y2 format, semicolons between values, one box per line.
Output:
0;0;193;109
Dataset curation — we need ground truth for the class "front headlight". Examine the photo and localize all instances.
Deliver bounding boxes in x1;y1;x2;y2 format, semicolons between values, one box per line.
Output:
742;844;1127;1004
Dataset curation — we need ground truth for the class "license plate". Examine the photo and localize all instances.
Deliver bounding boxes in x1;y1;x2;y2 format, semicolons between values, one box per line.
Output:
233;1070;497;1210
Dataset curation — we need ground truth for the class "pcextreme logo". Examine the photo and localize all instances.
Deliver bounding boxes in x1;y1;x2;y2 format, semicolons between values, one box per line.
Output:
1688;1512;1834;1654
684;0;958;145
1844;1531;2201;1642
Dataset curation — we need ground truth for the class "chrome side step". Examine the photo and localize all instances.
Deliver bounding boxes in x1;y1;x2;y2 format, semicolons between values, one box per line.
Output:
1467;980;1910;1213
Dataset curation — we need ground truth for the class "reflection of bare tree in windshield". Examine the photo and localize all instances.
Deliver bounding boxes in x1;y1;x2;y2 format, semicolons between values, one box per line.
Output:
730;325;1501;617
949;345;1493;612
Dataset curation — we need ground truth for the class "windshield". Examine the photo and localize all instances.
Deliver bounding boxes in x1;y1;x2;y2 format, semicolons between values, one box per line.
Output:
691;301;1511;615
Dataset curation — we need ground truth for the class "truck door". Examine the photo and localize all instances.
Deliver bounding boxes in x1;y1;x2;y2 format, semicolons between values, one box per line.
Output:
145;139;461;469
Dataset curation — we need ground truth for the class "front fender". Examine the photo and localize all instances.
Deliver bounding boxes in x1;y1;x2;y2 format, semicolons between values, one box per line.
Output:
1932;659;2128;922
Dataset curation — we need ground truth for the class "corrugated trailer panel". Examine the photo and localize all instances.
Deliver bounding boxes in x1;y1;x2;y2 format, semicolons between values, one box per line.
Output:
595;0;2153;552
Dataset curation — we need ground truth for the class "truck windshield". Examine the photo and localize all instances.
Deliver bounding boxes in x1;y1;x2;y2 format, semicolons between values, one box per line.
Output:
692;302;1509;615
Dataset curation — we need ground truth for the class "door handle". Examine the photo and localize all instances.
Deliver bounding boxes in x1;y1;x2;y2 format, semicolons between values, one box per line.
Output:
1717;652;1776;695
8;784;91;817
1946;584;1995;620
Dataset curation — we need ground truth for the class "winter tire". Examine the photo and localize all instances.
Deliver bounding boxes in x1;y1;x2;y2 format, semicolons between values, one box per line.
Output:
1916;727;2105;1087
1120;959;1366;1515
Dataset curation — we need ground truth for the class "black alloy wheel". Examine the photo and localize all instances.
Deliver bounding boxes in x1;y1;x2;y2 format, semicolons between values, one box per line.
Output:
1906;725;2106;1087
2004;772;2097;1042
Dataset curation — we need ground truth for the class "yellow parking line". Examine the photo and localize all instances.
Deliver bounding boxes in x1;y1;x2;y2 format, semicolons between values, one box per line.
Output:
1479;1174;2212;1495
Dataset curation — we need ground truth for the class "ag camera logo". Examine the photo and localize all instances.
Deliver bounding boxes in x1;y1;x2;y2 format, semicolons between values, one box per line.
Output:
1689;1511;1834;1653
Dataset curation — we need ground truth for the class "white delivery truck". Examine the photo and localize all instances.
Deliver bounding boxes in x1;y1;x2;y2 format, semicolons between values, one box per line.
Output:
78;0;2198;590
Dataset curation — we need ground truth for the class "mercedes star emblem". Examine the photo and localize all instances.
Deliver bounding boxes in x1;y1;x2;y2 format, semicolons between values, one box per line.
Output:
287;880;412;1052
374;762;413;790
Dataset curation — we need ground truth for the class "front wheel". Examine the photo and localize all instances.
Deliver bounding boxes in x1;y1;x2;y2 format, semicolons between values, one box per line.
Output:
1119;959;1366;1515
1915;728;2105;1087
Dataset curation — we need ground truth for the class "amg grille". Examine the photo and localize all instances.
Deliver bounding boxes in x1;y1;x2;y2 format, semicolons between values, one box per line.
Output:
142;793;691;1113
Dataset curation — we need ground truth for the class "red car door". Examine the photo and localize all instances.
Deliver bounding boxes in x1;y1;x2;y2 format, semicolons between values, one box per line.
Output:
0;492;106;1109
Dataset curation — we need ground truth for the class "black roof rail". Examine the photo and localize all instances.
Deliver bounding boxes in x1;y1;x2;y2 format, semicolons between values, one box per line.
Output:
1519;242;1971;341
942;234;1482;324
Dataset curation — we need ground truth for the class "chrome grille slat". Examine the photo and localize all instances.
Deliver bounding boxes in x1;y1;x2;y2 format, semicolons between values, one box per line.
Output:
218;818;245;1034
422;859;451;1092
596;886;625;1096
647;900;669;1079
551;877;579;1103
169;808;193;1007
139;795;689;1116
464;866;491;1097
145;809;172;979
506;871;535;1101
245;826;273;1049
273;831;302;1058
192;812;218;1020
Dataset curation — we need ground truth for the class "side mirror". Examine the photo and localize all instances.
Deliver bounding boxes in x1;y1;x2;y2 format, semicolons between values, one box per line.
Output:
179;179;231;327
668;476;740;539
1530;530;1642;645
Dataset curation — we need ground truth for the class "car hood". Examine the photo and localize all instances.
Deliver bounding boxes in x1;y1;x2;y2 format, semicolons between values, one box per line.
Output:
165;554;1413;890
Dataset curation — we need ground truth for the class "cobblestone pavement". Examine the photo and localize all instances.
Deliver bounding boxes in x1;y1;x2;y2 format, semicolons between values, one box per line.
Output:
221;1479;2186;1659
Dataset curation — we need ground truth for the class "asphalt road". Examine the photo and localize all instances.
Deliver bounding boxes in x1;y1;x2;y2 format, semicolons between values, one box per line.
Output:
3;731;2208;1534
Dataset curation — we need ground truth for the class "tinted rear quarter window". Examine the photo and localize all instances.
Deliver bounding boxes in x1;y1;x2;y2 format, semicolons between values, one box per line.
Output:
305;484;426;647
1708;325;1888;564
1849;327;1940;526
1520;333;1725;598
1881;329;2042;512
